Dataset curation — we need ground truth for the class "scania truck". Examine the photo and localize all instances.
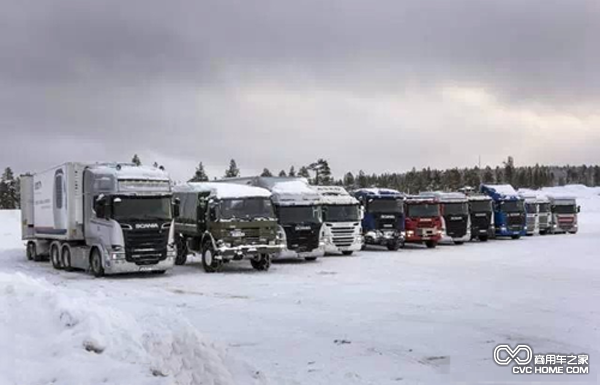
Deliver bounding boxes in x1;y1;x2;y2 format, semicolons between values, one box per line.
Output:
173;182;282;272
224;177;324;260
467;195;494;241
480;184;527;239
314;186;363;256
353;188;405;251
548;195;580;234
419;192;471;245
403;196;443;248
20;163;176;276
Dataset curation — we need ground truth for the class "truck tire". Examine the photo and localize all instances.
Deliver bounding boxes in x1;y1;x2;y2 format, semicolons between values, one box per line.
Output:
387;241;400;251
151;270;166;275
90;248;105;277
479;235;489;242
61;245;73;272
26;242;36;261
511;235;521;240
175;235;188;266
342;251;354;256
454;241;464;245
251;254;271;271
425;241;437;249
51;244;62;270
305;256;318;261
202;242;223;273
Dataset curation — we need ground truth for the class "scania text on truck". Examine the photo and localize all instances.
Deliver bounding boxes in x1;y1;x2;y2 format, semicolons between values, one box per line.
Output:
314;186;363;256
403;197;443;248
353;188;405;251
480;184;527;239
224;177;324;261
467;195;494;241
20;163;176;276
173;182;282;272
420;192;471;245
548;195;580;234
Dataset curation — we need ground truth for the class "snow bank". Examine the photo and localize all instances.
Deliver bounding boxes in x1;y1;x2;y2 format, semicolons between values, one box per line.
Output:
0;272;263;385
0;210;23;250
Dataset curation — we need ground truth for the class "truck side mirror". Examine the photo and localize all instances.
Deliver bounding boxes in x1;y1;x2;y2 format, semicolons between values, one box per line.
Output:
94;196;107;219
173;198;180;218
577;205;581;213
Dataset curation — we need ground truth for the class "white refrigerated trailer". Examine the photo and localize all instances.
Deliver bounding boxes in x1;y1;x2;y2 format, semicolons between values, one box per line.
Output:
21;162;176;276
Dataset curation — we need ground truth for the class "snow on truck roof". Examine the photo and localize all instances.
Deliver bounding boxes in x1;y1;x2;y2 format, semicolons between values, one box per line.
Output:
517;189;550;203
467;194;492;202
220;177;320;205
90;163;170;181
174;182;271;199
481;184;518;196
313;186;359;205
419;191;467;202
354;188;403;198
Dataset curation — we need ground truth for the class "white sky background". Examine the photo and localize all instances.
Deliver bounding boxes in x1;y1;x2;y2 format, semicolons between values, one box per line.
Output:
1;0;599;181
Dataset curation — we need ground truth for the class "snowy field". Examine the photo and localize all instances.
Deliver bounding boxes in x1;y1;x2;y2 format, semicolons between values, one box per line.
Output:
1;185;599;385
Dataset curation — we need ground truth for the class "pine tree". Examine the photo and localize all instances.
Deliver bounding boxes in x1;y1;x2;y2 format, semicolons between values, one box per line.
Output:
503;156;515;185
0;167;18;209
357;170;368;188
190;162;209;182
224;159;240;178
132;154;141;166
261;168;273;177
482;166;494;184
343;172;355;188
153;162;159;168
288;166;296;177
298;166;310;179
278;170;287;177
309;158;332;185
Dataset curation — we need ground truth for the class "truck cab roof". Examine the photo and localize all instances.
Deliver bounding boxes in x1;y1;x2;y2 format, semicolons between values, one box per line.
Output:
480;184;522;202
174;182;271;199
222;177;320;206
86;163;172;195
314;186;359;205
354;188;404;199
419;191;468;203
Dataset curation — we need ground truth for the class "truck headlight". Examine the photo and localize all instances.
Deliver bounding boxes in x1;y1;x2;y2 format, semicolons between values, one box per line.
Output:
111;252;126;260
407;230;414;236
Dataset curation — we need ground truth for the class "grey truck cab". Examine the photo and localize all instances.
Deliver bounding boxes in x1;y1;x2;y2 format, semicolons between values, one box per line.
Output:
173;182;282;272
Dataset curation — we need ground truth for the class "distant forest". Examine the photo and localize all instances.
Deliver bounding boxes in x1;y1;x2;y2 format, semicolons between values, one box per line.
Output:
2;156;600;209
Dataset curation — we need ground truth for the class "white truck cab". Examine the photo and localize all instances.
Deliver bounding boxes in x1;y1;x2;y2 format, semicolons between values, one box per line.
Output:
313;186;363;256
518;190;552;236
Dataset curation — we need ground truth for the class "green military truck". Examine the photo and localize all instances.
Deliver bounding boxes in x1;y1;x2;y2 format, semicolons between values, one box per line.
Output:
173;182;283;272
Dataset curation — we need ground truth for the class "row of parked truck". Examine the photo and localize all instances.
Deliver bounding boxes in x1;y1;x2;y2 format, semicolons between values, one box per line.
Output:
20;162;580;275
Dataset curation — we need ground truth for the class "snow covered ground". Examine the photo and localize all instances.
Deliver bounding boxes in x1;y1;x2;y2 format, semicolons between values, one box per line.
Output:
1;186;599;385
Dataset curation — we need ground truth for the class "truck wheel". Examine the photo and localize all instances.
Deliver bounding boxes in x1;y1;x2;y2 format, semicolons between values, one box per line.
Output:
342;251;354;256
151;270;166;275
51;244;62;270
479;235;489;242
251;254;271;271
454;241;464;245
61;245;73;272
202;243;223;273
425;241;437;249
175;235;188;265
90;249;105;277
305;256;318;261
26;242;36;261
511;235;521;240
361;243;367;251
387;241;400;251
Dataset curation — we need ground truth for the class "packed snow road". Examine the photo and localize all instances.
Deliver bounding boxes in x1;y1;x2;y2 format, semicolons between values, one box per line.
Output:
1;187;599;385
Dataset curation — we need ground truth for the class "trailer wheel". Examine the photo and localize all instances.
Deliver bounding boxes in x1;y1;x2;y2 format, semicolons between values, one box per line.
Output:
342;251;354;256
90;248;105;277
202;242;223;273
51;244;62;270
425;241;437;249
175;235;188;266
61;245;72;272
251;254;271;271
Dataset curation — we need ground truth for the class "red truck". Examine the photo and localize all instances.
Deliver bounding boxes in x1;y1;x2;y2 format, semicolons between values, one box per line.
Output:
404;197;443;248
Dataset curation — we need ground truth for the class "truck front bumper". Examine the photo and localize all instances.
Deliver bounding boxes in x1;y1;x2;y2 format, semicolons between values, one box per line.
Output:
323;240;363;254
276;246;325;260
104;255;175;275
216;244;284;260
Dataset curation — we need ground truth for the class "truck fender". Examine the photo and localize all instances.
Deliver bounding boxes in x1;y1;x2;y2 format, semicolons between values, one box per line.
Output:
200;232;216;250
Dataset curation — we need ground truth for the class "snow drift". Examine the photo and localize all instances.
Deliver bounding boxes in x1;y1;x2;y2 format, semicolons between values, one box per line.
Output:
0;272;264;385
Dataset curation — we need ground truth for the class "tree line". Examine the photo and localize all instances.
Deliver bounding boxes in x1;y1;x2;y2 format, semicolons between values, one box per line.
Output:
2;155;600;209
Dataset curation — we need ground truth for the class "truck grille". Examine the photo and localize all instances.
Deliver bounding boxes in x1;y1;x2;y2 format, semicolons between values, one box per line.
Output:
445;216;468;238
507;215;524;232
526;217;536;230
471;214;491;231
331;226;356;248
284;227;320;252
123;228;169;265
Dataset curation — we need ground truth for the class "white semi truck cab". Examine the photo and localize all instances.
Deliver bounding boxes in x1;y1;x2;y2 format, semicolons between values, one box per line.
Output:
518;190;552;236
223;177;325;261
313;186;363;256
21;163;176;276
548;195;580;234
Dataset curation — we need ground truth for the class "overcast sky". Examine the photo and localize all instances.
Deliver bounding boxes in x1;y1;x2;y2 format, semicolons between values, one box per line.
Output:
1;0;599;181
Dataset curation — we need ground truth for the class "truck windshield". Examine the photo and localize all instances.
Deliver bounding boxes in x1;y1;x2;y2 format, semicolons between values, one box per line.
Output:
470;200;492;212
501;200;525;213
553;205;577;214
407;203;440;217
323;204;360;222
220;198;275;220
112;196;172;221
444;202;468;215
368;199;403;213
525;203;537;213
538;203;550;212
278;205;322;224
